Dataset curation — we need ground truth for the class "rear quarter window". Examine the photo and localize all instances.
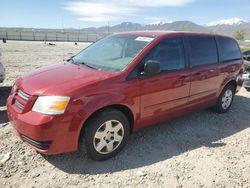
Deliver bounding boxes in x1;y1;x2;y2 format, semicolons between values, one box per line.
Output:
218;36;241;62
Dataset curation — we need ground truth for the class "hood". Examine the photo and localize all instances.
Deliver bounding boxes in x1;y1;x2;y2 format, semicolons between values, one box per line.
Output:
17;62;113;96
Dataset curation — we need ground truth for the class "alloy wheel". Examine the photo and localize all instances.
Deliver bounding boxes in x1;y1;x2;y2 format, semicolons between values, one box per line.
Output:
93;120;124;154
221;89;233;110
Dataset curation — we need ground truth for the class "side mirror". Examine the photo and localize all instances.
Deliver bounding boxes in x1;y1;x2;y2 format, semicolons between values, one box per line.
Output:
141;60;160;76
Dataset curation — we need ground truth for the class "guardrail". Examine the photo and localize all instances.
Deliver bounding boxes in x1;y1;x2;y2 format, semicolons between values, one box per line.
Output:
0;30;110;42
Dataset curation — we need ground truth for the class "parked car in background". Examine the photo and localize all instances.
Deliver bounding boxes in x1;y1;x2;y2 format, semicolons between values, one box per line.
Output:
244;60;250;71
243;73;250;91
242;50;250;71
7;31;244;160
0;52;5;83
243;50;250;62
243;50;250;59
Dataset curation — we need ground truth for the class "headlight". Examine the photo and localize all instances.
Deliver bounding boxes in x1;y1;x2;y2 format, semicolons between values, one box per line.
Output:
32;96;70;115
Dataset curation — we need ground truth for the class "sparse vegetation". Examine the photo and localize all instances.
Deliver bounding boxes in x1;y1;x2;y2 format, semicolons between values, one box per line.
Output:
241;45;250;52
233;30;246;41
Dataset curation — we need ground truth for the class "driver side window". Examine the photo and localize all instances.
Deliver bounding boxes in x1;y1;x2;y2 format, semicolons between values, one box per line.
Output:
146;37;185;71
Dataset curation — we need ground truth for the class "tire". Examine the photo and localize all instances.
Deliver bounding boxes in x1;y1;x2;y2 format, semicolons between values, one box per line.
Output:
83;108;130;161
213;84;235;113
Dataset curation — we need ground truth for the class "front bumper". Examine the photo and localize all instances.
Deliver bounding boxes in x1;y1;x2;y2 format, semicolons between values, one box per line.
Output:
7;95;80;154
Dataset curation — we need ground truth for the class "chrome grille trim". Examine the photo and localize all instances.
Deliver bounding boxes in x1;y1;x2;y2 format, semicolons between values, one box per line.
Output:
17;90;30;101
14;100;25;110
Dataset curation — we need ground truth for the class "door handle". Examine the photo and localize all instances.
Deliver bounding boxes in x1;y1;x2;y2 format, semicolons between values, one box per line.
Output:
180;75;189;80
180;75;189;79
193;72;202;76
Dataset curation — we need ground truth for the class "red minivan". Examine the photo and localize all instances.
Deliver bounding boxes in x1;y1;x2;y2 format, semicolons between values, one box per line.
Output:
7;31;244;160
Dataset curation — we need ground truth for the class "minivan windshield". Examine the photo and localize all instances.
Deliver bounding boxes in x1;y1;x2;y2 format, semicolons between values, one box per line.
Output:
72;35;155;72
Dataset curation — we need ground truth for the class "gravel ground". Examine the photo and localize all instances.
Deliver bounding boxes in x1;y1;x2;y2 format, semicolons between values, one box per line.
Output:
0;41;250;188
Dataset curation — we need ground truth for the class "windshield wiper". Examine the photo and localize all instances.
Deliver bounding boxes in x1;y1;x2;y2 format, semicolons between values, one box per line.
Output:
79;62;98;70
67;58;98;70
66;57;76;64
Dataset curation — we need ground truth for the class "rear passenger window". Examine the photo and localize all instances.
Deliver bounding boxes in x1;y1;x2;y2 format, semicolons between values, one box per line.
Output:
187;36;218;67
218;37;241;62
146;38;185;71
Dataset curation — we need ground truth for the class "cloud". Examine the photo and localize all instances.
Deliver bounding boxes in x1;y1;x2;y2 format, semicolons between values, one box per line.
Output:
64;0;195;22
126;0;195;7
65;1;140;22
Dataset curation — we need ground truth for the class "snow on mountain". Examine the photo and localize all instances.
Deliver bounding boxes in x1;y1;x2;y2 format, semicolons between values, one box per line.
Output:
149;20;173;25
207;18;249;26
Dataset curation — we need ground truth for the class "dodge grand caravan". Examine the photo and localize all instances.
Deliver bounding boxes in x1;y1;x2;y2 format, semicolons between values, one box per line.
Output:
7;31;244;160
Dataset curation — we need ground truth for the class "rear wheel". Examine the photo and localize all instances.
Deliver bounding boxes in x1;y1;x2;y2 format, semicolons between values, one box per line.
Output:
83;109;130;161
213;84;235;113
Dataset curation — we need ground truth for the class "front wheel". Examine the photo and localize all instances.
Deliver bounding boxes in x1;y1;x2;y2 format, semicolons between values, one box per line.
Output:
213;84;235;113
83;109;130;161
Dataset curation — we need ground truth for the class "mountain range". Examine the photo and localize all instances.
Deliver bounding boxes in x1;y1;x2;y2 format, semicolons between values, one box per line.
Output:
87;18;250;39
1;18;250;39
207;18;249;26
207;18;250;39
76;17;250;39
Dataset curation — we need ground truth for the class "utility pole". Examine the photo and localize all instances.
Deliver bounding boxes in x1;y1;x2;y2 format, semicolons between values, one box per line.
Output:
61;15;64;32
108;21;110;34
78;26;80;42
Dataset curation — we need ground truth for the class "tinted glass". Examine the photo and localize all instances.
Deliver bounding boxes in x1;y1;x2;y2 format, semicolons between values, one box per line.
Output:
146;38;185;71
187;36;218;67
218;37;241;62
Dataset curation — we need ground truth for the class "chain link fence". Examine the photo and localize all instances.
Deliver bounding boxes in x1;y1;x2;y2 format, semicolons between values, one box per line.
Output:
0;30;110;42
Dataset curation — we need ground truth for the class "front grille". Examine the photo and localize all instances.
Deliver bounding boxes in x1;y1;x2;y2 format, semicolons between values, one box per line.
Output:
13;90;31;111
21;135;51;150
17;90;30;100
14;100;24;110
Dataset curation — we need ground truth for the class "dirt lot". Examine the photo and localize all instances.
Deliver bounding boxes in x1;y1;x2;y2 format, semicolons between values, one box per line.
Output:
0;41;250;188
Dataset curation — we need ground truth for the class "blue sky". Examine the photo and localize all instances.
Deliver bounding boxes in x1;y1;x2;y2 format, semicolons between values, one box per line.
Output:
1;0;250;28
